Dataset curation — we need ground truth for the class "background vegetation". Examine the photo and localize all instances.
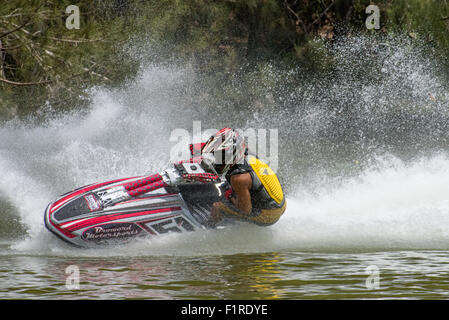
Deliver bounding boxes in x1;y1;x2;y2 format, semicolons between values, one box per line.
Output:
1;0;449;120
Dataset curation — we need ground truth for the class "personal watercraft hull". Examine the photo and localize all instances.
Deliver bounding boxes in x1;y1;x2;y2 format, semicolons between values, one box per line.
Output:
44;175;222;247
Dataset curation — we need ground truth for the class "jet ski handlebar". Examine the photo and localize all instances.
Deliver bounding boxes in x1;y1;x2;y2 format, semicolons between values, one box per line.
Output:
162;156;220;185
98;158;220;207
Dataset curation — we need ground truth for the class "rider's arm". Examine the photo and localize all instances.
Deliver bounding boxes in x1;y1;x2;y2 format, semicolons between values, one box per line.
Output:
229;173;252;215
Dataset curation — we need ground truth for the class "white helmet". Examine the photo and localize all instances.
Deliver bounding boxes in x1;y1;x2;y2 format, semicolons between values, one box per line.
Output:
201;128;247;175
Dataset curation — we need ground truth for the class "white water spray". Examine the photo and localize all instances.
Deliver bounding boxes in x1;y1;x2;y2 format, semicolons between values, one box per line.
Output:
1;36;449;255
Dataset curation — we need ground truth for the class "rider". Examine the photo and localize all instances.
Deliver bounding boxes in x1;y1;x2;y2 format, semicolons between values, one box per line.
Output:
198;128;286;227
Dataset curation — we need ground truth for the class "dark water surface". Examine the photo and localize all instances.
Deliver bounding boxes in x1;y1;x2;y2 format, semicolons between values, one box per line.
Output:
2;241;449;299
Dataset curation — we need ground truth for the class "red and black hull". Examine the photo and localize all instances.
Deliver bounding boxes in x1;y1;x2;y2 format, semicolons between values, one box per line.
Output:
44;176;221;247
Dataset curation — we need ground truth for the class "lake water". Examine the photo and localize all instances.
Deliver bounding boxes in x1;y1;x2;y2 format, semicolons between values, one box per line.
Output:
2;240;449;299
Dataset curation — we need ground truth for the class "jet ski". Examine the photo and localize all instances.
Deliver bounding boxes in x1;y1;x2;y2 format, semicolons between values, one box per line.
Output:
44;156;226;247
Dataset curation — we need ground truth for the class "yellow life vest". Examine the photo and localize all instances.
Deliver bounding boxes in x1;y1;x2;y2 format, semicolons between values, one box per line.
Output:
248;156;284;205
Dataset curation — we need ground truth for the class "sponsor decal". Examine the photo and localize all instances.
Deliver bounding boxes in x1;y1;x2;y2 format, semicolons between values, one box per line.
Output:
84;194;101;212
141;216;195;234
82;223;142;241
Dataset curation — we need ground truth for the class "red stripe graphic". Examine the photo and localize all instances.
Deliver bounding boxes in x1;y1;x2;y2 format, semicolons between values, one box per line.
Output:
47;208;77;239
114;193;178;206
65;207;182;232
49;177;134;213
123;174;163;191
